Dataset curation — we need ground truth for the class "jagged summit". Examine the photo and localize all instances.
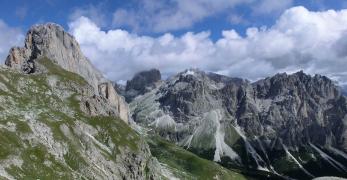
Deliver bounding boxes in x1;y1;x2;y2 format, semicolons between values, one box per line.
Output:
5;23;104;91
254;71;340;99
126;68;161;91
130;68;347;179
4;23;129;122
122;68;162;102
169;68;247;86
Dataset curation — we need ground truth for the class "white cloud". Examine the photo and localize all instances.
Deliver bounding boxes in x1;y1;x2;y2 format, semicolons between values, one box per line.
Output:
228;14;249;25
69;6;347;85
69;4;107;27
112;0;249;32
253;0;293;15
111;0;293;32
0;20;24;63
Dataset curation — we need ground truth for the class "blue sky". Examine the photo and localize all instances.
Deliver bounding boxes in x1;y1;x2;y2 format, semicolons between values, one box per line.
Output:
0;0;346;39
1;0;347;85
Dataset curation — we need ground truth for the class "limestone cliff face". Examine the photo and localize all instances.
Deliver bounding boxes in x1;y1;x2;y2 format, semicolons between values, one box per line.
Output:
130;69;347;179
4;23;129;123
5;23;103;90
0;59;161;179
98;82;129;122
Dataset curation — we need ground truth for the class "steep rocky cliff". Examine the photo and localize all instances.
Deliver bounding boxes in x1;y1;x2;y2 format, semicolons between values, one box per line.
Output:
5;23;129;123
0;23;160;179
0;58;162;179
130;69;347;179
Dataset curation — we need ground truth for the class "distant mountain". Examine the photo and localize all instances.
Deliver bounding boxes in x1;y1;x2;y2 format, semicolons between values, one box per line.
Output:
0;23;249;180
130;69;347;179
2;22;347;180
123;69;162;102
0;23;165;179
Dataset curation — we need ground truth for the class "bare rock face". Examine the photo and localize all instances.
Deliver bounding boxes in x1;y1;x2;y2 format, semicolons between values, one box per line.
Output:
0;59;161;179
131;69;347;179
4;23;129;123
98;82;129;122
5;23;103;90
124;69;161;102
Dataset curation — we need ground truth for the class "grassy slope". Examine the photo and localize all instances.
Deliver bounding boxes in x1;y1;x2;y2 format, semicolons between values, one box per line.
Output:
147;135;250;180
0;58;144;179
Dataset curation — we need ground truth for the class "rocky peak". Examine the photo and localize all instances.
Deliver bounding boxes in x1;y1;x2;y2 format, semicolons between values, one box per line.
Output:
126;69;161;91
254;71;340;100
124;69;161;102
170;68;245;86
4;23;129;123
131;69;347;178
5;23;104;91
156;69;249;123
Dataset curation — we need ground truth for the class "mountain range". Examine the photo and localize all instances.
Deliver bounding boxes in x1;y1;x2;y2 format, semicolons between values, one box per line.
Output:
126;68;347;179
0;23;347;180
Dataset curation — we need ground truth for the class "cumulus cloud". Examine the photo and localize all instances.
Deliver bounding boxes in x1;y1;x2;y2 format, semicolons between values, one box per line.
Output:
0;20;24;63
228;14;249;25
112;0;249;32
69;4;107;27
69;6;347;85
253;0;293;15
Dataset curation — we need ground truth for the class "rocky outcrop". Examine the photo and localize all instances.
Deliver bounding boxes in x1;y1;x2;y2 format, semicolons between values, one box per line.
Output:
251;71;345;148
4;23;129;123
98;82;129;122
0;57;162;179
5;23;104;90
131;69;347;179
124;69;161;102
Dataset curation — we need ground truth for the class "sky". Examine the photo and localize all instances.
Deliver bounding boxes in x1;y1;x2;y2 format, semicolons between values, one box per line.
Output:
1;0;347;86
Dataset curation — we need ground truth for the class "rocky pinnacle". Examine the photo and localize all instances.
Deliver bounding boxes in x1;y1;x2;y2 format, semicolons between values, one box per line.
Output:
4;23;129;122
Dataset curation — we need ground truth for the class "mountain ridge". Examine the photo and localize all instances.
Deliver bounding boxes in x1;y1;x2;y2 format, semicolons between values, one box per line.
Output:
2;21;347;179
0;23;161;179
129;68;347;179
4;23;129;123
0;23;251;180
